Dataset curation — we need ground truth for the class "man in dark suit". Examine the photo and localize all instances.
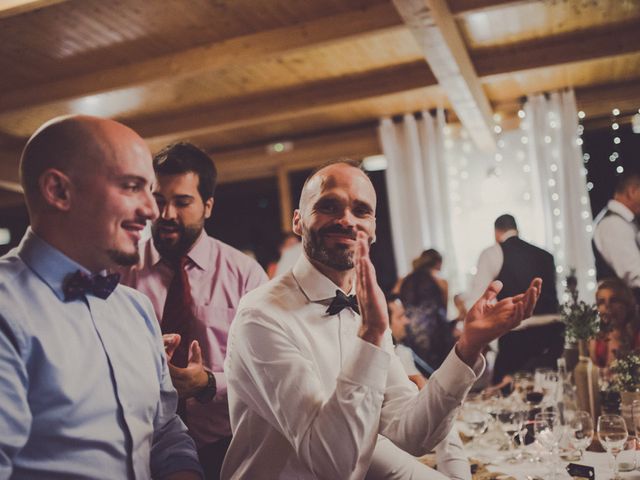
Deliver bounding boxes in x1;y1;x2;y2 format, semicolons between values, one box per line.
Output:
464;214;562;384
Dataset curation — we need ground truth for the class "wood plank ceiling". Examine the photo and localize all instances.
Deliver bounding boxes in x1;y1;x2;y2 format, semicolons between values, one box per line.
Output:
0;0;639;206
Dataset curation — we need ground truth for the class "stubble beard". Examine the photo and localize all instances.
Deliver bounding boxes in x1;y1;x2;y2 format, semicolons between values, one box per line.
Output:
302;224;355;271
152;220;203;262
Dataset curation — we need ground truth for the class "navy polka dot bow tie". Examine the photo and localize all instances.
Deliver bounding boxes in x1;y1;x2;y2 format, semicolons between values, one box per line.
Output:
326;290;360;315
63;270;121;301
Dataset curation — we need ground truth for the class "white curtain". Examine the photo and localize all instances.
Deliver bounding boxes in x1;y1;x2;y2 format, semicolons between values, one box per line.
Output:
523;89;596;300
378;110;459;289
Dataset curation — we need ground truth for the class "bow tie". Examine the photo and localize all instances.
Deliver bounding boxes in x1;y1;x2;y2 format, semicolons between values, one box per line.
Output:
326;290;360;316
63;270;120;301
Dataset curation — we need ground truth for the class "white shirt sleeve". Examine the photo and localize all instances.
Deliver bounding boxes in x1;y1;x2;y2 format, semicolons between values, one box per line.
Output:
395;344;420;376
594;215;640;288
463;244;502;308
379;336;483;456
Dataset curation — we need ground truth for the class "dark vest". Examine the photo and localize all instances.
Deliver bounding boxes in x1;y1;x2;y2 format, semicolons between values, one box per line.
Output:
496;236;559;315
592;209;622;281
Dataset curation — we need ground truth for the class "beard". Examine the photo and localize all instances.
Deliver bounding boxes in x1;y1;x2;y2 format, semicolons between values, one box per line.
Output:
107;248;140;267
301;223;361;271
151;218;203;261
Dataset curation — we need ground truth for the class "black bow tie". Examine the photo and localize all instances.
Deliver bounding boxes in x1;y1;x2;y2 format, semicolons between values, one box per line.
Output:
63;270;120;301
326;290;360;315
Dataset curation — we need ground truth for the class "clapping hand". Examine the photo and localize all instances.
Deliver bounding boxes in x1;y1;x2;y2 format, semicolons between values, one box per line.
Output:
354;231;388;346
456;278;542;365
163;333;208;399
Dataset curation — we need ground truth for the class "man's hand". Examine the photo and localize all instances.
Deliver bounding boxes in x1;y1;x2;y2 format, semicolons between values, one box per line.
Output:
456;278;542;366
163;334;208;399
355;231;388;346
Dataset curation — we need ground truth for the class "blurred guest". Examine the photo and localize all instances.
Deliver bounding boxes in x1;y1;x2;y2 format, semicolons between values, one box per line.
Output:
463;214;561;384
398;249;456;369
266;231;301;278
120;142;267;480
590;278;640;370
593;171;640;302
0;115;202;479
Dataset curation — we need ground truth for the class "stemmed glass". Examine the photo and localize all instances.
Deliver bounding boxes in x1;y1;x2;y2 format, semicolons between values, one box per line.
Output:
497;405;527;462
534;411;563;478
597;414;628;480
567;411;594;460
457;405;490;450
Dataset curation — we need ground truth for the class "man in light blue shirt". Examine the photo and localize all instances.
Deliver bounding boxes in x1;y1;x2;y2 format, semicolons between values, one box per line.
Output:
0;115;203;479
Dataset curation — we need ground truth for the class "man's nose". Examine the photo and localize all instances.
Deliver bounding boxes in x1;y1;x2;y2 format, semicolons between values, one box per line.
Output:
141;190;158;221
160;203;177;220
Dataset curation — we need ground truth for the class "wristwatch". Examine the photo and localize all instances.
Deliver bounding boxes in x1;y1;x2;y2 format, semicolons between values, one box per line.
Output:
194;369;216;403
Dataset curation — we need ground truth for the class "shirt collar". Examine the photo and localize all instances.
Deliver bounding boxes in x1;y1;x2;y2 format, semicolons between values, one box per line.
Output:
292;253;355;302
608;199;635;223
18;227;92;301
150;229;210;271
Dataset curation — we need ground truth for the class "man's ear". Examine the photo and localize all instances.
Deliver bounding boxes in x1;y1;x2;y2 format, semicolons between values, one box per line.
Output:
39;168;72;211
204;197;214;219
292;209;302;236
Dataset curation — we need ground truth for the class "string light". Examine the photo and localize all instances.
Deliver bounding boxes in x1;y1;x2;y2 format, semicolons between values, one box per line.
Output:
612;108;620;116
578;111;586;119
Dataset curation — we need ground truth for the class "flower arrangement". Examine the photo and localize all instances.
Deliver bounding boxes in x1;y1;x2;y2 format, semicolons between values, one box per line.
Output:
609;350;640;392
560;270;599;342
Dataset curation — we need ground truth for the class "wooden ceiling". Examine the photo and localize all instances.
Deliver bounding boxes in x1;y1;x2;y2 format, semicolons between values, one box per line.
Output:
1;0;639;206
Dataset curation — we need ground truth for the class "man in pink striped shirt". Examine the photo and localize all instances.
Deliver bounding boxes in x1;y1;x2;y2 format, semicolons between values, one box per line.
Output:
121;142;267;479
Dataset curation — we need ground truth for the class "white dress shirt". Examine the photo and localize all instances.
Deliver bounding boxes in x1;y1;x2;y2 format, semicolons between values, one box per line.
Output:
222;254;483;479
593;199;640;288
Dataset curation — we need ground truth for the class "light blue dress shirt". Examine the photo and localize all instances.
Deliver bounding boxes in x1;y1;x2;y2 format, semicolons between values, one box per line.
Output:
0;228;203;480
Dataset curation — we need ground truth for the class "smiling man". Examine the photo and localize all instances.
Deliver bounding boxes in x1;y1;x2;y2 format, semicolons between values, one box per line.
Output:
0;115;202;479
121;142;267;480
222;161;542;479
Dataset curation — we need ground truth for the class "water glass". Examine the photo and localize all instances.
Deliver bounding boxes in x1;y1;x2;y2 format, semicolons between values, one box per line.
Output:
534;411;562;478
567;410;593;459
597;414;628;479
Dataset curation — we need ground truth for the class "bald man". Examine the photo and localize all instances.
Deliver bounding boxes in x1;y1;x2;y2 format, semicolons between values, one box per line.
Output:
0;115;203;479
222;161;541;479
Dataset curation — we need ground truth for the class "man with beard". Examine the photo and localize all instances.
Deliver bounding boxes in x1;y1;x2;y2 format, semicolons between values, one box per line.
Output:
221;161;541;479
120;142;267;480
0;115;202;479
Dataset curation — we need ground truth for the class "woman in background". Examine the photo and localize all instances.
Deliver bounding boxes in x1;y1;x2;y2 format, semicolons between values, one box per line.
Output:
590;277;640;370
398;249;456;369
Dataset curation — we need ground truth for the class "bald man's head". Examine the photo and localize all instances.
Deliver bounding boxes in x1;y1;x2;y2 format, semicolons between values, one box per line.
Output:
20;115;139;206
293;161;377;271
19;115;158;272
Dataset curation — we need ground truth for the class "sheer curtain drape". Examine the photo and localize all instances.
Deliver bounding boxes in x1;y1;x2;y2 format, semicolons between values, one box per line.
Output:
378;90;595;300
378;110;459;289
523;89;596;299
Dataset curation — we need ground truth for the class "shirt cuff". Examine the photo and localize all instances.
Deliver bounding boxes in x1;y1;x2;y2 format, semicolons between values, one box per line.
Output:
212;371;227;402
340;338;390;391
431;347;485;399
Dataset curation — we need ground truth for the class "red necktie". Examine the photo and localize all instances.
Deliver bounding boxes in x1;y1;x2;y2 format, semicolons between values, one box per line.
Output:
161;256;194;368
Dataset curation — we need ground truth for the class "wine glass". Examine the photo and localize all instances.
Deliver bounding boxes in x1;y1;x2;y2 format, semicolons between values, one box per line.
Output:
457;406;490;450
497;405;526;462
597;414;628;480
534;411;562;478
567;410;594;459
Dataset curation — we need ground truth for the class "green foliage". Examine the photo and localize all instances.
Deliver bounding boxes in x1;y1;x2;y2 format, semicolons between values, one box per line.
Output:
560;282;599;342
610;351;640;392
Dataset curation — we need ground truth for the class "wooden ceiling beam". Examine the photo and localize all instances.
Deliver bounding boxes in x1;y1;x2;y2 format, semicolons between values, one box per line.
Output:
0;0;66;19
0;2;404;112
128;62;435;141
393;0;496;151
448;0;537;15
474;20;640;78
